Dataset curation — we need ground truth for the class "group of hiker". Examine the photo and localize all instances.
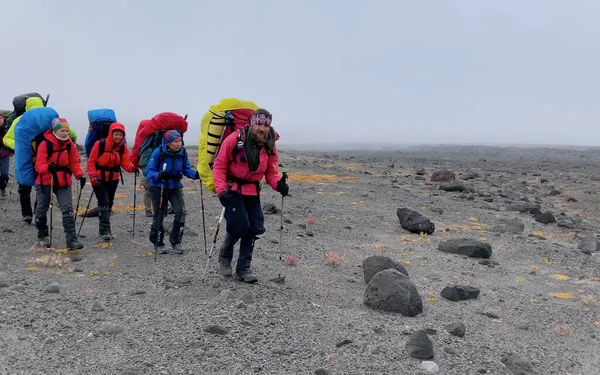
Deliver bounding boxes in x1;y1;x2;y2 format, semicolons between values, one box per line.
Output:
0;94;290;282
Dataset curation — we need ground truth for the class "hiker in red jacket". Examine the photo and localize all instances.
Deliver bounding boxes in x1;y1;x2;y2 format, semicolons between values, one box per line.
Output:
211;108;289;283
87;122;138;241
34;118;87;249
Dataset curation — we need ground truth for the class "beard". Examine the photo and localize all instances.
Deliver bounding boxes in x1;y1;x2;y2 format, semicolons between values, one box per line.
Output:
250;126;269;145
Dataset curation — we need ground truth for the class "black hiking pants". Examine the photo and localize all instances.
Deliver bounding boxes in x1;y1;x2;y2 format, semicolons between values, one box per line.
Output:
18;183;33;218
93;179;119;235
219;191;265;276
149;186;185;247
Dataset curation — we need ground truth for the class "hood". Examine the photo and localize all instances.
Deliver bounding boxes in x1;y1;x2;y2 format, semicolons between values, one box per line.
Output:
69;128;78;143
25;97;44;111
42;128;67;148
104;122;126;150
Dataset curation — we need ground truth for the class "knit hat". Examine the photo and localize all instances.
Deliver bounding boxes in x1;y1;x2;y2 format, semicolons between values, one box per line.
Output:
164;130;182;145
51;117;70;132
250;109;272;126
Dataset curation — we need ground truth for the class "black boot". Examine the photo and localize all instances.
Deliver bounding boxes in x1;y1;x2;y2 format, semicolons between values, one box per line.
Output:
63;211;84;250
17;184;32;224
0;175;8;191
35;216;50;247
99;205;112;241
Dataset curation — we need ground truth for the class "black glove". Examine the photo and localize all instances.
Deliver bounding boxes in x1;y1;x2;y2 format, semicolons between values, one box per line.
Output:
194;170;200;180
79;176;87;188
218;191;230;207
157;170;168;182
276;178;289;197
134;169;140;177
47;163;57;174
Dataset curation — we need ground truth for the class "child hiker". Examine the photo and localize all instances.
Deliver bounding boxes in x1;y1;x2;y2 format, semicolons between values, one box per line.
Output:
87;122;138;241
144;130;199;254
34;118;87;249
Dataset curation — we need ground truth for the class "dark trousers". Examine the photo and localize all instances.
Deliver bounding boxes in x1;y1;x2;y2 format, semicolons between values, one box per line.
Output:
93;180;119;235
149;186;185;246
18;183;33;218
219;192;265;275
0;156;9;190
34;185;77;244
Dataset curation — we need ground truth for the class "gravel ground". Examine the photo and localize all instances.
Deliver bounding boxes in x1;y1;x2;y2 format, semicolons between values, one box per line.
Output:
1;145;600;375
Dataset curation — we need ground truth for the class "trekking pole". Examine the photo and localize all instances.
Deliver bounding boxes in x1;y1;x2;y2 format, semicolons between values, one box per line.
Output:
202;207;226;281
73;182;84;228
199;180;207;254
77;189;95;237
278;172;288;263
49;175;54;248
132;171;137;237
2;175;15;213
154;163;167;262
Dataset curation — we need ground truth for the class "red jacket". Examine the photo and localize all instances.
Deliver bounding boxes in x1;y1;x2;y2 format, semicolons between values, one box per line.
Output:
212;127;281;196
34;130;84;187
87;122;136;181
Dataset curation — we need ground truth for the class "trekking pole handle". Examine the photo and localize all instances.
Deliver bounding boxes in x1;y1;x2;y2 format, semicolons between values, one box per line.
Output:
44;93;50;106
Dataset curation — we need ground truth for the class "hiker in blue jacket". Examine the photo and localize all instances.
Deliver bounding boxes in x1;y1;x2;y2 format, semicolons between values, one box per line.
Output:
144;130;199;254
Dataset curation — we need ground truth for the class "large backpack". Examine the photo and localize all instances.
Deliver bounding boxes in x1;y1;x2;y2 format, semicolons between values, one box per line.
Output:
196;98;259;193
6;92;48;129
133;112;188;169
84;108;117;158
13;107;59;186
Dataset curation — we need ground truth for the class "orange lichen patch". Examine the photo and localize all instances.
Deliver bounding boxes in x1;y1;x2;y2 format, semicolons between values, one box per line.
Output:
111;203;147;213
114;193;128;199
322;164;336;168
287;173;358;184
549;292;574;299
374;243;389;249
448;223;490;231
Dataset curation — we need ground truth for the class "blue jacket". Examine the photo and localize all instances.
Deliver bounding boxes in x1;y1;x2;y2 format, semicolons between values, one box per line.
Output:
144;138;198;189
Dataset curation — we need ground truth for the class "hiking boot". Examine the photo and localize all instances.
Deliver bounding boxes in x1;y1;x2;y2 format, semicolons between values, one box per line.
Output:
235;273;258;283
171;243;184;254
219;261;233;277
0;189;6;197
38;237;51;248
23;216;32;225
68;238;84;250
101;233;112;242
145;210;153;217
158;246;169;255
63;211;84;250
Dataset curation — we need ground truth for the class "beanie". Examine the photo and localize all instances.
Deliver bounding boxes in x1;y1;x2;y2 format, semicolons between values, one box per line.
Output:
250;109;272;126
51;117;70;132
164;130;182;145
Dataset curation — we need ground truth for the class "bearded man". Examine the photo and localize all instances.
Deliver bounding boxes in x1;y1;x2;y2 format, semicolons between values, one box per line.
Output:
211;108;289;283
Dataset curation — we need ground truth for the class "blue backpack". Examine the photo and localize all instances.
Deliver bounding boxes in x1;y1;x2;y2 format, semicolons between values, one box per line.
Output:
84;108;117;158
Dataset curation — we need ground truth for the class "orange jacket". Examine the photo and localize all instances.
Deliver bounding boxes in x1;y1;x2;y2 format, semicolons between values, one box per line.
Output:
34;130;84;187
87;122;136;181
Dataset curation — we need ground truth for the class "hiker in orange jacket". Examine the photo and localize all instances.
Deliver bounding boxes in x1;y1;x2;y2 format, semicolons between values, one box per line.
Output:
34;118;87;249
87;122;138;241
211;108;289;283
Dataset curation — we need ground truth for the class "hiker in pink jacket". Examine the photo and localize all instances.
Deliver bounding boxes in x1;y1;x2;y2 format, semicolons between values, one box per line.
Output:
211;108;289;283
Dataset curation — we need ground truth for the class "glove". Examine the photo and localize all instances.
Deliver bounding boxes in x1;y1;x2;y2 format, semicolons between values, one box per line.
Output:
157;170;168;182
194;170;200;180
218;191;230;207
276;178;289;197
79;176;87;188
91;177;101;187
47;163;57;174
134;169;140;177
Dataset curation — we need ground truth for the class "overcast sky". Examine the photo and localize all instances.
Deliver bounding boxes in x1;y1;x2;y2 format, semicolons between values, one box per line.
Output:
2;0;599;147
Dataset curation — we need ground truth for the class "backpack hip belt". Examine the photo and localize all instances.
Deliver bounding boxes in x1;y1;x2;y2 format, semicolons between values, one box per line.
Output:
226;174;261;193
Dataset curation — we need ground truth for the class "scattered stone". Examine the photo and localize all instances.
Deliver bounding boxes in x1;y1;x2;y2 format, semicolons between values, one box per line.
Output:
415;176;426;180
335;339;353;348
438;238;492;258
578;234;600;254
490;218;524;234
175;276;192;285
0;279;10;288
444;347;457;355
131;290;146;296
91;301;104;312
203;324;229;335
549;190;561;196
263;203;280;215
363;269;423;317
44;337;55;345
43;282;60;294
99;323;124;335
421;361;440;374
9;285;25;291
438;182;464;192
431;170;455;182
478;260;500;266
241;293;255;304
444;323;466;337
501;353;535;375
69;253;84;262
416;168;426;175
535;211;556;224
441;285;480;301
220;290;235;300
396;207;435;235
566;197;577;202
506;202;541;215
362;255;409;283
314;369;329;375
405;330;434;359
3;228;14;233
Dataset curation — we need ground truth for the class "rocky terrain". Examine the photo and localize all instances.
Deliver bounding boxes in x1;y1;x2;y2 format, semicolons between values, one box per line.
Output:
1;144;600;375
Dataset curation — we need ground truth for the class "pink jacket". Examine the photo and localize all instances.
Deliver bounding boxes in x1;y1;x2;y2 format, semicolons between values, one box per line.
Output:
212;129;280;196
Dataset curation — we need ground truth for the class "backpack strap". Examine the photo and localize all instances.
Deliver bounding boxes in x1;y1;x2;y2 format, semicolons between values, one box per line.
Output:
42;138;72;184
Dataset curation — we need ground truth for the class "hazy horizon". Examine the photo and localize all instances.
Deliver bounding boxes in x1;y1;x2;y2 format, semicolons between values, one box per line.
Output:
2;1;600;148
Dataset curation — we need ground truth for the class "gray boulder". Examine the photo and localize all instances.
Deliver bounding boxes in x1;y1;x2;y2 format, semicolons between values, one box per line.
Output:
363;269;423;317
